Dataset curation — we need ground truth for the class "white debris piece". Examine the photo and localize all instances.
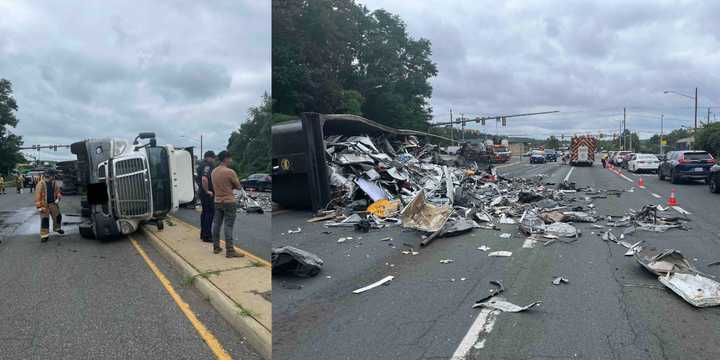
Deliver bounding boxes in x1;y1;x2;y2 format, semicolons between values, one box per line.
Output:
473;298;542;312
477;245;491;252
352;275;394;294
287;227;302;234
440;259;455;264
499;233;512;239
488;251;512;257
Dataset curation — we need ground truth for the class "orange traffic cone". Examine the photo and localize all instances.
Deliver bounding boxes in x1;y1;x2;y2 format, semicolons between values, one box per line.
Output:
638;177;645;188
667;188;677;206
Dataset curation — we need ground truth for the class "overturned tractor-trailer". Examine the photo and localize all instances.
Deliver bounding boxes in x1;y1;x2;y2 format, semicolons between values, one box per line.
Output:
272;113;452;211
71;132;195;240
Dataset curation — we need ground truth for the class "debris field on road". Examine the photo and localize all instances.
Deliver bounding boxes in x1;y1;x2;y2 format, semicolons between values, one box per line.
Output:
275;133;717;308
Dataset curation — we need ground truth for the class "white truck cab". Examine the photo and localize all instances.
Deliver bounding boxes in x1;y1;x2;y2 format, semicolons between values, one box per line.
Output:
71;133;195;239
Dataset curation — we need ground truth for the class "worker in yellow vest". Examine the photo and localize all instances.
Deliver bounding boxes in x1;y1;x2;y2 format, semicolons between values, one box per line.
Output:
15;174;24;194
35;170;64;242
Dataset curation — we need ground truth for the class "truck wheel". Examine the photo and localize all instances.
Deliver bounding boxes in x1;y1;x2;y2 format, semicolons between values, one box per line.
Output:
710;177;720;193
670;170;680;184
79;224;95;239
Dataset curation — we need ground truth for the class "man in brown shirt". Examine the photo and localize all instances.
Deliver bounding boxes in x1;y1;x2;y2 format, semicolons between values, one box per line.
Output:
211;151;244;258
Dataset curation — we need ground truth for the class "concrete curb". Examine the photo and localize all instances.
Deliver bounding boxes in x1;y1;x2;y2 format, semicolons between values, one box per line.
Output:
140;226;272;360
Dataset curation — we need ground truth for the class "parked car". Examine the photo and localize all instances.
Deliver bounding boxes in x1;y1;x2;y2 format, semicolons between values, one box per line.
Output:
241;173;272;192
612;151;632;166
529;150;546;164
708;164;720;193
544;149;558;162
627;153;660;173
658;150;716;184
620;152;635;169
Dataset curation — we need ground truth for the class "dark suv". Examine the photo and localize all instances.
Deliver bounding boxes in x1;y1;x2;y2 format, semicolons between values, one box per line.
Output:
658;150;716;184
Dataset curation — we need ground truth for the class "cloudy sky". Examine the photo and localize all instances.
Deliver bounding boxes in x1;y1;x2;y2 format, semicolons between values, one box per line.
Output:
0;0;270;161
362;0;720;139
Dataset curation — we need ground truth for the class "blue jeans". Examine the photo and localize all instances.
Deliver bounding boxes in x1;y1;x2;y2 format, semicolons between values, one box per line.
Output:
212;202;237;252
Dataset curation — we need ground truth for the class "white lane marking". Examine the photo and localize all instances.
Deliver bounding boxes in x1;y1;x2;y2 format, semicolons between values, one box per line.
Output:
563;167;574;182
651;193;662;199
619;173;633;183
672;206;692;215
451;308;499;359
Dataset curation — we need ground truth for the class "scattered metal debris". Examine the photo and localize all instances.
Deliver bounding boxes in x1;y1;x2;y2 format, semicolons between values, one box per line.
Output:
473;298;542;312
552;276;569;285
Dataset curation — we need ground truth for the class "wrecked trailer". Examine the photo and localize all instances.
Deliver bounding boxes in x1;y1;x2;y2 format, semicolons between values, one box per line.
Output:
271;113;452;211
71;133;195;239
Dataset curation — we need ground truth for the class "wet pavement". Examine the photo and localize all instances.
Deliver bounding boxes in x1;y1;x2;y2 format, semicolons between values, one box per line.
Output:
0;192;261;360
272;158;720;360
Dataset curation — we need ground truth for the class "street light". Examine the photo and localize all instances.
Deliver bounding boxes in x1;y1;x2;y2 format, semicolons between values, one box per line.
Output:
664;87;698;148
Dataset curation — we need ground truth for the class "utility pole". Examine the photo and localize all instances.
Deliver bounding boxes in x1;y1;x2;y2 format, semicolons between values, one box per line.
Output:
694;87;698;149
623;107;627;151
200;134;203;158
660;113;664;155
460;113;465;142
449;108;454;146
708;107;711;124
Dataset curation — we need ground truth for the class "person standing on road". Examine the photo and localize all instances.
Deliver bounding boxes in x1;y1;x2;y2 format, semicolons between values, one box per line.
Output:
211;151;243;258
35;170;64;242
601;153;608;168
0;175;5;195
196;151;216;243
15;174;24;194
28;175;35;193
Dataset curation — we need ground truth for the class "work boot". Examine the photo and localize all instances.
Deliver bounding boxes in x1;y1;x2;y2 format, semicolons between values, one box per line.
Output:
202;238;213;243
56;229;64;235
213;247;222;254
40;236;48;243
226;251;244;258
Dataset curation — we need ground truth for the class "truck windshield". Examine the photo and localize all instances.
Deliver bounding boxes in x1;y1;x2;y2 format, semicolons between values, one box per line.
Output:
147;147;172;215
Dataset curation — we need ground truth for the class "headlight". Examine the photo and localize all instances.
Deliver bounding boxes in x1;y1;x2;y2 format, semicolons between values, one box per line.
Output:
113;140;128;157
118;220;136;235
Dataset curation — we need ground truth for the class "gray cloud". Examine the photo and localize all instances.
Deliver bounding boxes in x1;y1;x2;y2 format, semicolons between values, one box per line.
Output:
362;0;720;139
0;0;269;161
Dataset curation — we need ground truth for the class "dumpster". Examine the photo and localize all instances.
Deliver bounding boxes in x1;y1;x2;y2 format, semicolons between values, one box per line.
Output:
272;113;450;211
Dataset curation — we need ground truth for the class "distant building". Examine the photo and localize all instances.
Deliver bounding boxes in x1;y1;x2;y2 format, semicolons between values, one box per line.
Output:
675;137;694;150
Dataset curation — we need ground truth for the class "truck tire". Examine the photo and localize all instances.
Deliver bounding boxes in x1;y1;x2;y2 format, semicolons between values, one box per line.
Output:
671;170;680;184
79;224;95;239
710;176;720;193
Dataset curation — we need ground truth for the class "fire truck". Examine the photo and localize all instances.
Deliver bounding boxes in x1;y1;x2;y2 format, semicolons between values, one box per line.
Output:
569;135;597;166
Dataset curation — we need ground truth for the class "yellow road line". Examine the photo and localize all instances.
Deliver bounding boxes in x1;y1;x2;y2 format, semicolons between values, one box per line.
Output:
171;216;271;267
129;237;233;360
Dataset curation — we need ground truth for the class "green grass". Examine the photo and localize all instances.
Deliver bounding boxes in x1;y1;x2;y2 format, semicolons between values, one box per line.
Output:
180;270;221;286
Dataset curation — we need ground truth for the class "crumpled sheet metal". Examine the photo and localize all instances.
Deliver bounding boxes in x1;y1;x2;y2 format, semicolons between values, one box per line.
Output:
658;273;720;307
634;248;697;276
272;246;324;277
544;222;579;238
400;190;452;233
519;208;545;234
473;298;542;312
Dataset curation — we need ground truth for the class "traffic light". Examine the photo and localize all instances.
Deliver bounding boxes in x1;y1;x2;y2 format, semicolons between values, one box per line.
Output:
481;118;486;126
501;117;507;126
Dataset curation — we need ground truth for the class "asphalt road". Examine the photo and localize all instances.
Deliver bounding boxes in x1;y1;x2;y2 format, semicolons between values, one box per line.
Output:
272;157;720;360
173;191;271;261
0;191;261;360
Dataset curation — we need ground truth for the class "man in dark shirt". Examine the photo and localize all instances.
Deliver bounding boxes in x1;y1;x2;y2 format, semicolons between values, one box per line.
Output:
196;151;216;242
